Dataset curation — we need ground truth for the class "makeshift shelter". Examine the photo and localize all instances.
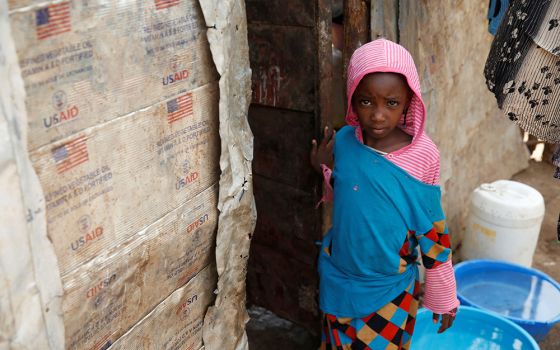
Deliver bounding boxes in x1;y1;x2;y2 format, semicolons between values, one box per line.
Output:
1;1;530;349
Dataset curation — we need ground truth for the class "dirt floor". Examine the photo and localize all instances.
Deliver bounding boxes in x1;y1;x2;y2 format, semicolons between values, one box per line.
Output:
246;160;560;350
512;160;560;350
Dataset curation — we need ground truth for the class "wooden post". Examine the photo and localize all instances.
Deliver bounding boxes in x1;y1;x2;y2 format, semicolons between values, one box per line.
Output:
370;0;398;41
343;0;370;101
317;0;333;133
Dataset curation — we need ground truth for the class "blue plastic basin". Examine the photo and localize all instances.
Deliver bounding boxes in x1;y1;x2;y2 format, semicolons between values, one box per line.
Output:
412;306;539;349
454;259;560;342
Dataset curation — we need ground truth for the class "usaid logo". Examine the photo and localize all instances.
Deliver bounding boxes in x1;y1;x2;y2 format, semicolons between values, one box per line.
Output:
162;55;189;86
187;214;208;233
44;90;80;128
175;294;198;320
70;215;103;252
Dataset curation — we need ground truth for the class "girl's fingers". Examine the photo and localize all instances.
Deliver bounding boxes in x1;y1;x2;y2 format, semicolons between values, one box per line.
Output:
322;126;336;143
432;313;439;324
311;140;317;156
447;314;455;329
327;127;335;141
320;127;330;147
327;130;336;148
437;318;445;333
437;314;455;333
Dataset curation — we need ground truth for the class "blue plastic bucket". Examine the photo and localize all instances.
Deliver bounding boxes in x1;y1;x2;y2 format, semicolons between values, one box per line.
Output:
455;259;560;342
412;306;539;349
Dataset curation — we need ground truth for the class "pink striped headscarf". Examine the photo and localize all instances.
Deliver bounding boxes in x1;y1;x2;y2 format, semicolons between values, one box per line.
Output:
345;39;440;185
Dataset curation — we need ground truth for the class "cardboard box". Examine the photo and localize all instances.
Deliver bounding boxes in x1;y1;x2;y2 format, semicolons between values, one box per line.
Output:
8;0;217;150
4;2;227;348
62;186;218;350
108;265;217;350
29;82;220;276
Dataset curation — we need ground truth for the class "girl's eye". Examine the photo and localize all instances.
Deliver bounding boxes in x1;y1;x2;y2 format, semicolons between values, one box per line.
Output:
360;99;371;106
387;100;399;107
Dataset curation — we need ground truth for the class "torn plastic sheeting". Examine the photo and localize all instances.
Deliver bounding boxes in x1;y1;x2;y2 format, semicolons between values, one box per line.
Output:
198;1;255;350
0;0;64;347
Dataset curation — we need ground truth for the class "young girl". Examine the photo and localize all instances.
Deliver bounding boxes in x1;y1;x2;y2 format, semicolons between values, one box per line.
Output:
311;38;459;350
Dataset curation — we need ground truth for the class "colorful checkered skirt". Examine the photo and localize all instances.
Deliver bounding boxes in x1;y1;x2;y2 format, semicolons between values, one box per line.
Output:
321;279;420;350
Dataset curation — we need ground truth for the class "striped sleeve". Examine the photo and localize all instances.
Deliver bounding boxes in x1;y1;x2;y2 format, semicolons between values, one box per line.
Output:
416;192;459;315
414;215;459;315
422;153;440;185
423;260;460;314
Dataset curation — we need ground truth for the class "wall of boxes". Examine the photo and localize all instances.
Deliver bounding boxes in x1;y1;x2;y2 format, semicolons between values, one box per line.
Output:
4;1;221;348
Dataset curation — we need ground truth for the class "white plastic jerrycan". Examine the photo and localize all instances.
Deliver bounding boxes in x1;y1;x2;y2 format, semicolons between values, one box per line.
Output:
461;180;545;267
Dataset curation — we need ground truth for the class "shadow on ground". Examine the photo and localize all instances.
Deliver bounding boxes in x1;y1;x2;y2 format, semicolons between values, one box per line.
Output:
512;161;560;350
246;305;318;350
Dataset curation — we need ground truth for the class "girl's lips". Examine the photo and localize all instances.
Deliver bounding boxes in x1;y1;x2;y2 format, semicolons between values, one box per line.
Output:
371;128;385;135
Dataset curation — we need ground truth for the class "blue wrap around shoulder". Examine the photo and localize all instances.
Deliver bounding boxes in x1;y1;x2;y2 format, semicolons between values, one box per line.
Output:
318;126;445;318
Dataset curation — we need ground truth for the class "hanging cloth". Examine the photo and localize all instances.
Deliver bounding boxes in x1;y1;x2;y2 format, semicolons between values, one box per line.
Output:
484;0;560;143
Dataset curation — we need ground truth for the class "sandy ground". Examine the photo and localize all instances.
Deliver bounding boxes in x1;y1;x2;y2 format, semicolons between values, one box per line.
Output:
512;161;560;350
247;160;560;349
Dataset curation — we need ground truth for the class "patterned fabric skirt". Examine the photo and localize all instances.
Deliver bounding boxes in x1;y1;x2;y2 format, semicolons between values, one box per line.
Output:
321;280;420;350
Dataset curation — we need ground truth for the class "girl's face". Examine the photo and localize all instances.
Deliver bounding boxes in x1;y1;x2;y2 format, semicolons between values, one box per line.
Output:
352;72;411;143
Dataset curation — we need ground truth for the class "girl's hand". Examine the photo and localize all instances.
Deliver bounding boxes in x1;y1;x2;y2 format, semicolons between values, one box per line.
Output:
310;126;335;174
432;308;457;334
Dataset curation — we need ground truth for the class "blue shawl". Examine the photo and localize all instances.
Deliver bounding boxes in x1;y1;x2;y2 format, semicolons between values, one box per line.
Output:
318;126;447;318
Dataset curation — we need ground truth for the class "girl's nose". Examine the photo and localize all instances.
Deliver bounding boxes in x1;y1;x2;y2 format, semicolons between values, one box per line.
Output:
371;108;384;121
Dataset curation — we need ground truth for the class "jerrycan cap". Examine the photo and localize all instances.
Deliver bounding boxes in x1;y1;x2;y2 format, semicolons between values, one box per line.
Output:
479;183;496;192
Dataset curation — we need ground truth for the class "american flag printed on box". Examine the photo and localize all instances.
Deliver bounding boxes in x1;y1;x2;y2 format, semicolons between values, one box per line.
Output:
52;135;89;174
35;2;72;40
166;93;193;124
154;0;180;10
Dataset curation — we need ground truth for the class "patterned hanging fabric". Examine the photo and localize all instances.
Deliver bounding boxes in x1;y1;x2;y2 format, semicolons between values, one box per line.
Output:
484;0;560;143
